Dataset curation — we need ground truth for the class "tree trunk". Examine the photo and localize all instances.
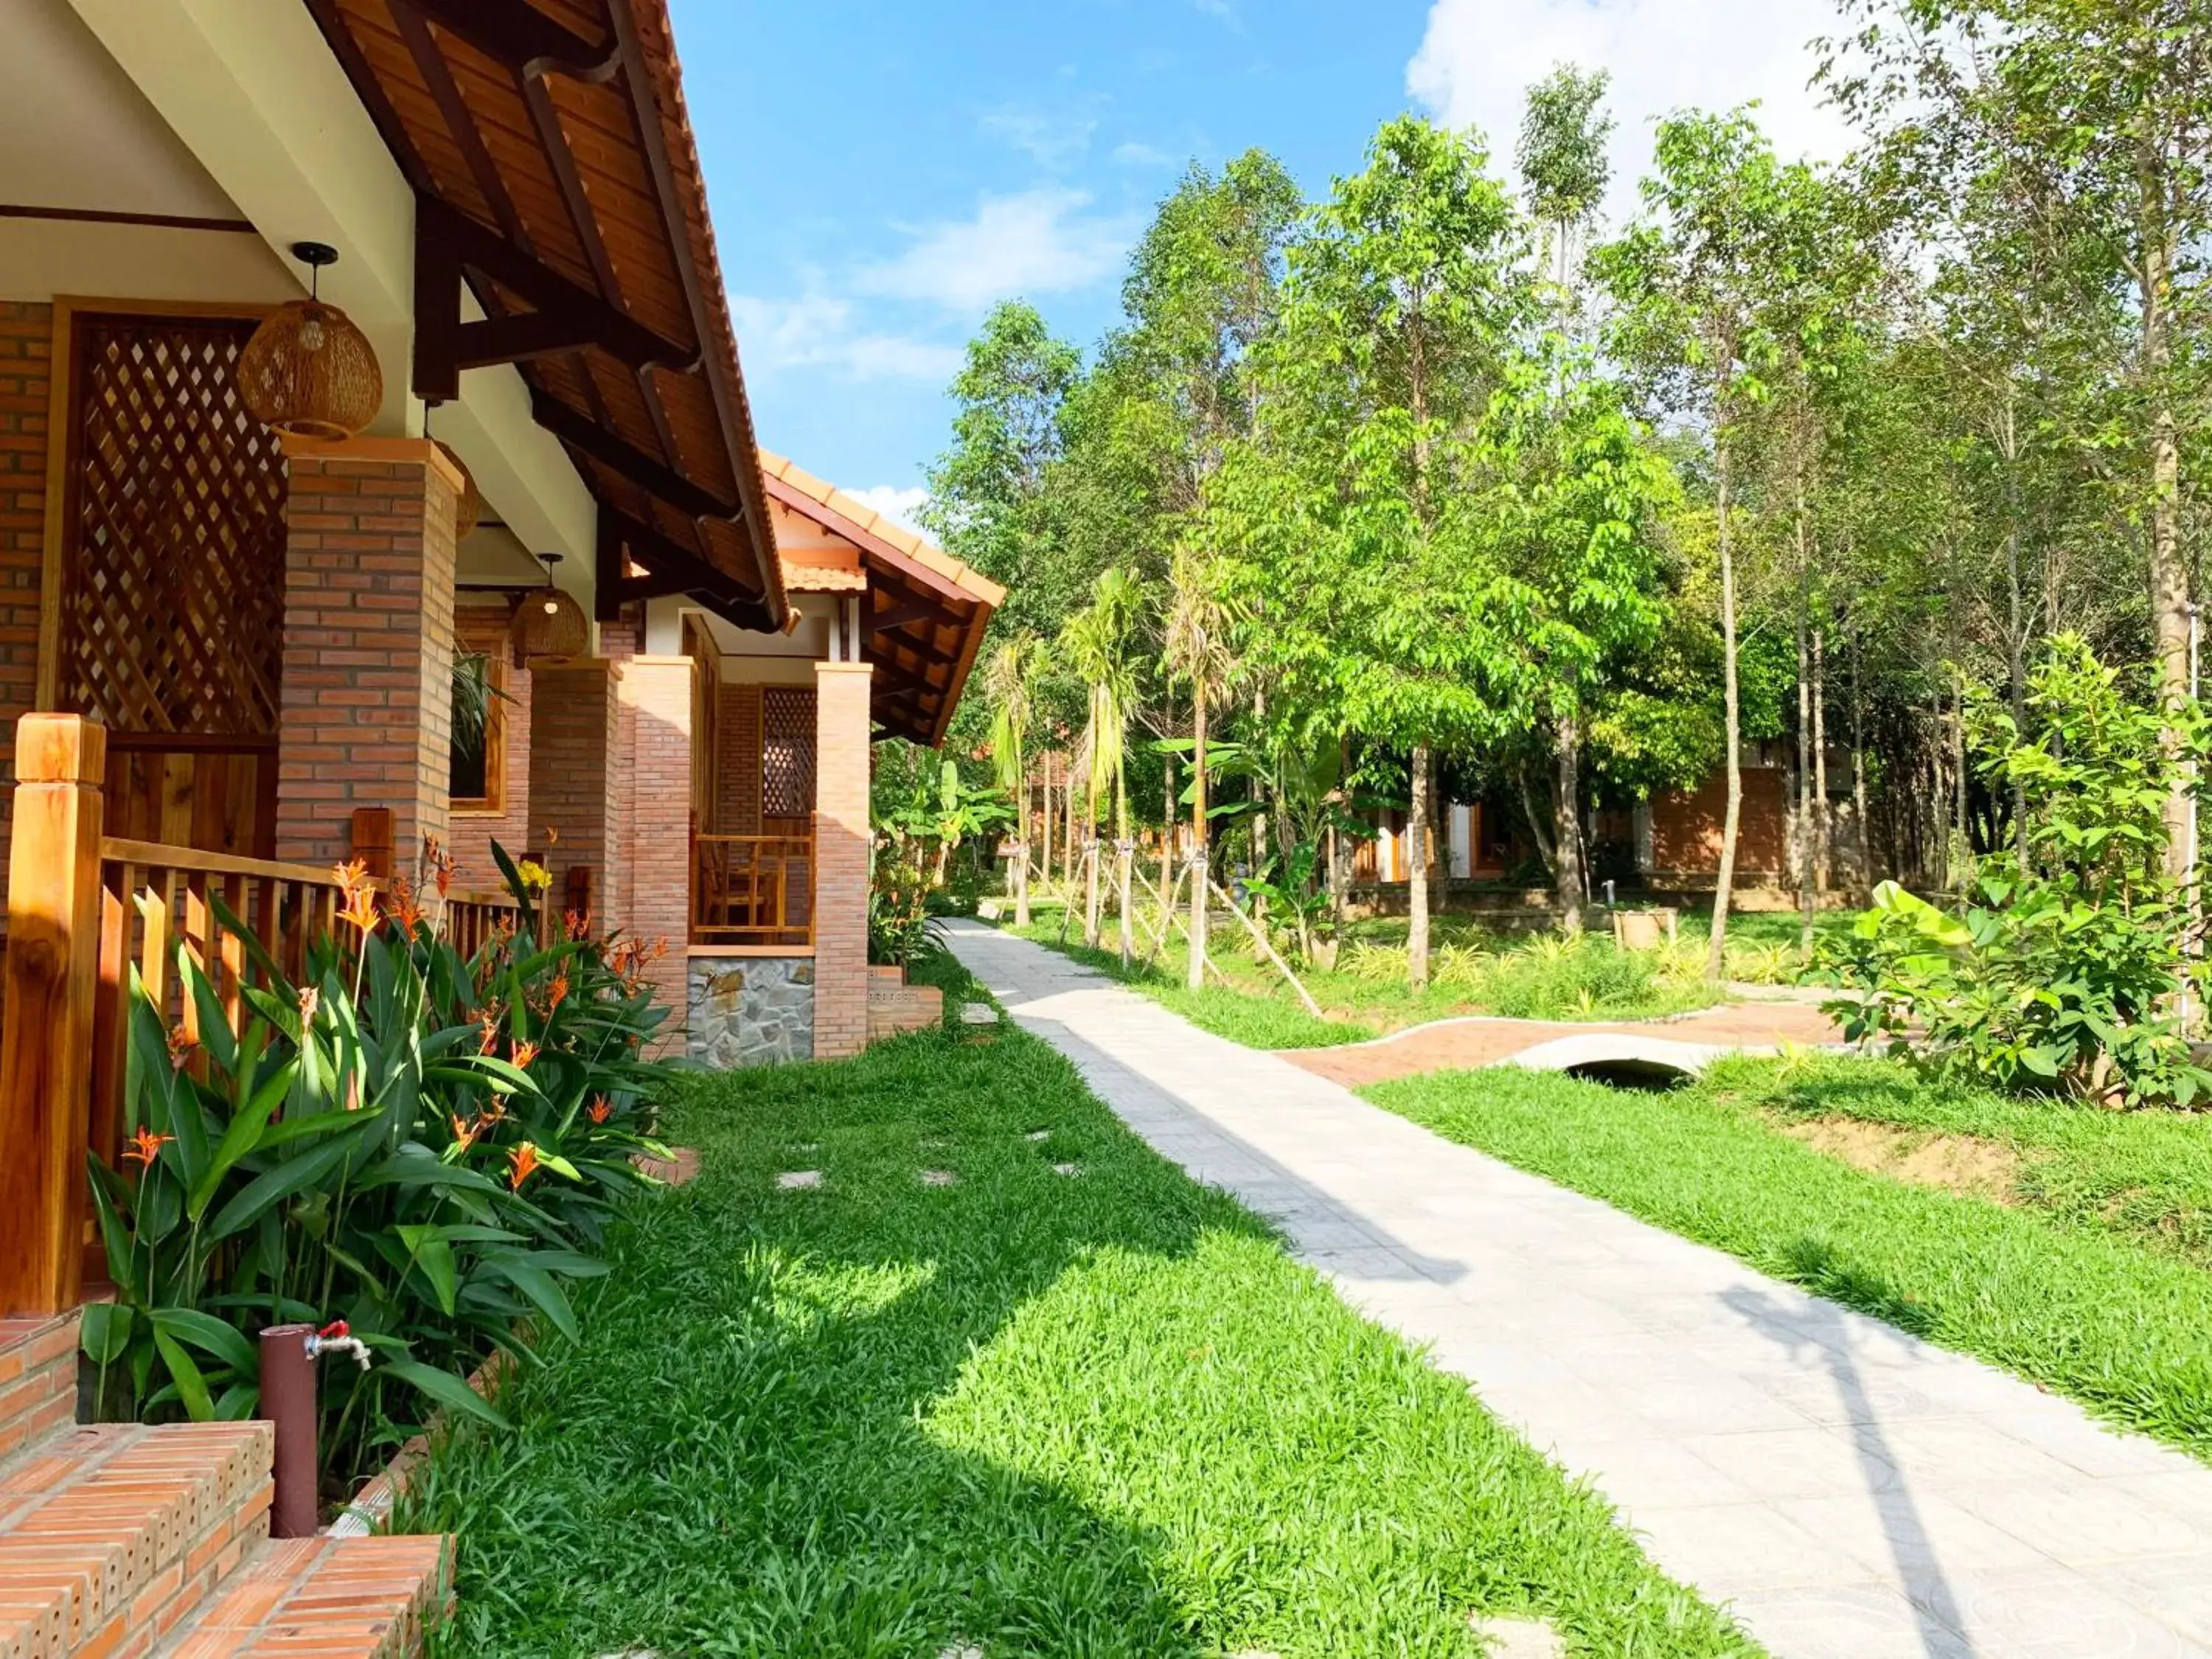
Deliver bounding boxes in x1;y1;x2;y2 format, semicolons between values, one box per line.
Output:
1851;625;1870;893
1329;732;1350;931
1952;667;1969;867
2003;411;2031;875
1813;627;1830;895
1705;434;1743;986
1161;751;1177;919
1116;841;1133;970
2140;172;2192;878
1554;707;1582;934
1408;743;1433;988
1040;751;1053;901
1188;682;1209;992
1796;570;1815;956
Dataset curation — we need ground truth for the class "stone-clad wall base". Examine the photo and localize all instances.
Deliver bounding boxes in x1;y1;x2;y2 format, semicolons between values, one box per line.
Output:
689;956;815;1068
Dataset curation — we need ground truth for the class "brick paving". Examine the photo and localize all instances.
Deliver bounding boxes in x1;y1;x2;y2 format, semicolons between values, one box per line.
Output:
1284;999;1846;1088
948;921;2212;1659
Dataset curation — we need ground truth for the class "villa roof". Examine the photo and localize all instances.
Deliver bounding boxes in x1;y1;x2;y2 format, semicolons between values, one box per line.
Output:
759;451;1003;748
303;0;785;631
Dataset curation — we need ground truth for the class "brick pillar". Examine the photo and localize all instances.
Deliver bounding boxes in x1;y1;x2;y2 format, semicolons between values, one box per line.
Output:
625;655;694;1031
274;439;460;869
0;305;52;906
527;659;617;924
813;662;872;1060
602;620;640;936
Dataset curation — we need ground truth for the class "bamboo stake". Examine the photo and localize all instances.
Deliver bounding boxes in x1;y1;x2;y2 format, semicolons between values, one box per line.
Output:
1208;875;1323;1018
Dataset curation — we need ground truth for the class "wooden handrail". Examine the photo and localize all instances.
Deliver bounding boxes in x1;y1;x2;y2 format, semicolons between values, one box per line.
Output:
692;832;813;947
99;836;338;886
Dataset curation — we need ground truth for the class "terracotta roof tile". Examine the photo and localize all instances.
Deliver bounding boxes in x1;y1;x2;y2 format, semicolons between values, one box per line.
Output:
757;448;1006;607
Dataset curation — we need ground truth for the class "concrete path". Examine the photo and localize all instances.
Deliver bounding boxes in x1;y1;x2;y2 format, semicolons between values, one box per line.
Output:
945;922;2212;1659
1284;1000;1845;1089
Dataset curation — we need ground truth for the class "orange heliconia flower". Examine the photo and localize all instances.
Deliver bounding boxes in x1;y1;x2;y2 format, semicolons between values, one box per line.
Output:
297;985;321;1024
451;1113;480;1152
166;1022;196;1072
121;1126;173;1166
545;969;570;1017
334;858;372;894
563;909;594;942
477;1012;501;1056
543;825;560;846
338;885;381;938
586;1094;613;1125
383;875;425;936
510;1041;539;1071
507;1141;540;1190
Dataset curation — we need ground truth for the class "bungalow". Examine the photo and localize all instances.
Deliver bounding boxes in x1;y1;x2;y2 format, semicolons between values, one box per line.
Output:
0;0;996;1645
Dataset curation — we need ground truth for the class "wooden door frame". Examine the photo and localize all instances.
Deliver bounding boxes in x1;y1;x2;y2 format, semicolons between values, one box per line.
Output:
37;296;279;712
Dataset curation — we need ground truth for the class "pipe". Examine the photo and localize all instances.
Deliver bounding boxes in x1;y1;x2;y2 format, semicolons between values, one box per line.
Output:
260;1324;319;1537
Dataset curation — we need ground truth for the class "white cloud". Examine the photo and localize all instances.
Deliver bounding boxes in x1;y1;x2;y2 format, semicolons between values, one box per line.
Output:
857;189;1135;314
1112;140;1175;169
981;107;1098;168
729;293;963;382
846;484;931;535
1406;0;1857;231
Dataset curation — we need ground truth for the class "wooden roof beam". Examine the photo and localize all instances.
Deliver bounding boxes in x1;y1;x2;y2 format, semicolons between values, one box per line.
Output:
388;0;621;83
414;198;700;402
595;507;773;633
535;389;736;522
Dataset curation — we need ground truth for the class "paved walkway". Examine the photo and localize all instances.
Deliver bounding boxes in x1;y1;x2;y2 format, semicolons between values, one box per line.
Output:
946;922;2212;1659
1283;1000;1846;1088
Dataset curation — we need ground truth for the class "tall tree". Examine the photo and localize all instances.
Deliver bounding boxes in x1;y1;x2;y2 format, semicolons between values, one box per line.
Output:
1598;109;1821;983
984;633;1050;927
1060;568;1144;960
1220;115;1535;988
1519;65;1615;929
1162;543;1242;988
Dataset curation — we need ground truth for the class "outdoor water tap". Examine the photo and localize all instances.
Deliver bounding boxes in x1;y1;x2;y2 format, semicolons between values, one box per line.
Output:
307;1318;372;1371
1604;880;1617;909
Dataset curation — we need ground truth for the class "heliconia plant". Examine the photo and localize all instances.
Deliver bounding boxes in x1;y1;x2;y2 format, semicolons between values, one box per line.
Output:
82;840;678;1492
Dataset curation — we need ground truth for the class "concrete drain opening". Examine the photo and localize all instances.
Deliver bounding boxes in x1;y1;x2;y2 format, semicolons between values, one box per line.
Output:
1561;1057;1690;1092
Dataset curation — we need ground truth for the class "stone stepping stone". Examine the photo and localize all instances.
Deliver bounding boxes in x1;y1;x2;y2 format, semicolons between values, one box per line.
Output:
939;1646;984;1659
920;1169;959;1187
1025;1129;1051;1141
1052;1163;1082;1178
1470;1615;1565;1658
960;1003;1001;1025
776;1170;822;1190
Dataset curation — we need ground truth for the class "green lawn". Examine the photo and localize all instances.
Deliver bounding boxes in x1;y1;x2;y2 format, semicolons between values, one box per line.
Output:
400;953;1757;1658
995;897;1798;1050
1368;1054;2212;1461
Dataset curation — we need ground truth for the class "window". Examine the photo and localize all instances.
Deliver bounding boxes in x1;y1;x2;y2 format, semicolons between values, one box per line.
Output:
450;650;506;814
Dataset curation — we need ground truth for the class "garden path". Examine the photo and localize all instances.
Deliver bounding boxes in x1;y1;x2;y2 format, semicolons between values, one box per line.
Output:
946;920;2212;1659
1282;999;1845;1087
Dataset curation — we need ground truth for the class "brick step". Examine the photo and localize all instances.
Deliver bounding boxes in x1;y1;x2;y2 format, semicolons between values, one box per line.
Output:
0;1419;271;1659
158;1534;453;1659
0;1312;81;1466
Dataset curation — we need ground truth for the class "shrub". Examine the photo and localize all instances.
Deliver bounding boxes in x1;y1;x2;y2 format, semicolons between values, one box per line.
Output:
1824;639;2212;1107
81;845;677;1489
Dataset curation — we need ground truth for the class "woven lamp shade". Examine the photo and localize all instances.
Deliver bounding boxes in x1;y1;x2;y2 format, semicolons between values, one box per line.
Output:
435;441;482;540
237;299;382;439
509;587;588;663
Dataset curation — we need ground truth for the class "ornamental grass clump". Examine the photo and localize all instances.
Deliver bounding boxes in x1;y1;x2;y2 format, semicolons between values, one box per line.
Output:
1825;639;2212;1107
82;841;678;1492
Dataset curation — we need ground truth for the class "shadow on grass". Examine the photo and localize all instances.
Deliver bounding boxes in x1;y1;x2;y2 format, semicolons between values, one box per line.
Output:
400;1009;1225;1658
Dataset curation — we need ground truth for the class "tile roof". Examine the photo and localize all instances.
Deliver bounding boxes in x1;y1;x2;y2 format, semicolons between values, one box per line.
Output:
757;451;1006;608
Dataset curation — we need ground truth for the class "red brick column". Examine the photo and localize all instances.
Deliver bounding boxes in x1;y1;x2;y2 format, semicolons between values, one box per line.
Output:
0;304;53;902
813;662;873;1060
602;620;640;936
527;659;617;922
274;439;460;869
624;654;694;1029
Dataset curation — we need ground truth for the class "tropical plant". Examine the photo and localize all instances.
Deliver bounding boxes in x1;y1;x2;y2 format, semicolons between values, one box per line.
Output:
82;845;675;1492
1058;566;1145;958
984;633;1050;926
1825;640;2212;1105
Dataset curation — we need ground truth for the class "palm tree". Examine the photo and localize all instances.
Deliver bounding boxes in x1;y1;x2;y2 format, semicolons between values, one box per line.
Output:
984;633;1049;926
1059;567;1143;959
1162;544;1243;989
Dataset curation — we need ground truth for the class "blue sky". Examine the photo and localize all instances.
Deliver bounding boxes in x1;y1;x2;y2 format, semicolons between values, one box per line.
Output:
672;0;1848;523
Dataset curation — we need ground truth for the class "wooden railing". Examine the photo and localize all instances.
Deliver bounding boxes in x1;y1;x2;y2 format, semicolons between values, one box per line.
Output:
0;715;521;1315
692;833;813;948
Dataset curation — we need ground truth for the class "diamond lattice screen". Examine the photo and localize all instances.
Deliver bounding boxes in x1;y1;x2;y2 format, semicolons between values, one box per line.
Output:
761;686;817;818
58;314;289;737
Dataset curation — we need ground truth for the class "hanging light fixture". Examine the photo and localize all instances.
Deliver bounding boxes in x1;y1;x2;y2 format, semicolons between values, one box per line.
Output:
509;552;588;662
422;403;482;540
238;242;383;440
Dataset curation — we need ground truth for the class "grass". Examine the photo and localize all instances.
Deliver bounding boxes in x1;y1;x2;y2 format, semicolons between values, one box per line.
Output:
995;897;1801;1050
399;951;1758;1658
1367;1054;2212;1461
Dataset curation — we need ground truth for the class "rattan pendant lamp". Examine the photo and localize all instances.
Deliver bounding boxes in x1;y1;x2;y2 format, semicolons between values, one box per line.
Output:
509;552;588;663
237;242;383;440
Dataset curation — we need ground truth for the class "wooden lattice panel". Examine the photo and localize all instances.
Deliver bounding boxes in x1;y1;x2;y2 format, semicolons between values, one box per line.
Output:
58;314;289;737
761;686;816;819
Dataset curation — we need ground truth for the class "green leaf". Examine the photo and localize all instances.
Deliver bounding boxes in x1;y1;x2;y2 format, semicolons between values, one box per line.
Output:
152;1329;215;1422
204;1125;369;1239
188;1061;297;1221
79;1302;135;1365
150;1307;258;1374
380;1355;511;1430
482;1253;580;1340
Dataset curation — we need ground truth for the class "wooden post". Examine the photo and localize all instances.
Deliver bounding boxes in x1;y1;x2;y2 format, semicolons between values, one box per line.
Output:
349;807;395;879
0;714;108;1315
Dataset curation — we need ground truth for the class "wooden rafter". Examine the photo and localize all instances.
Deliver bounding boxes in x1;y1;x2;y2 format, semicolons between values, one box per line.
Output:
386;0;620;82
